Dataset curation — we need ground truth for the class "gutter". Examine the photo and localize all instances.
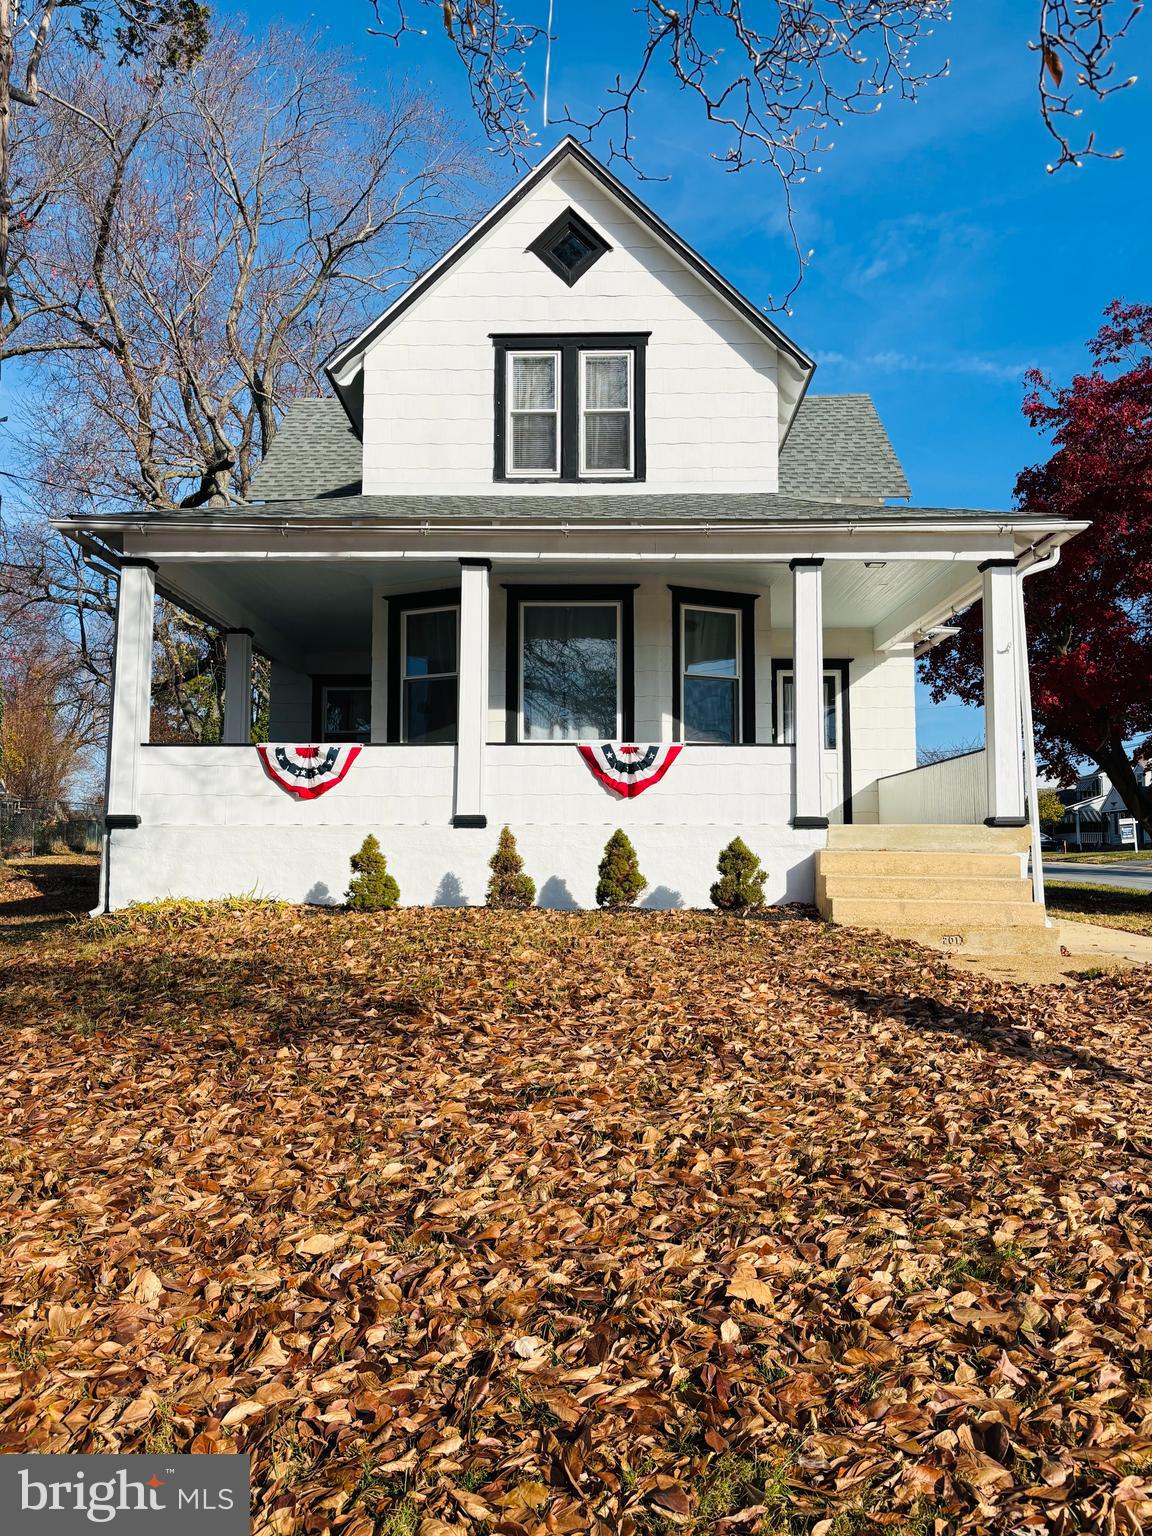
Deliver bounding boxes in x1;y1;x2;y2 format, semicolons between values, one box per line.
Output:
54;517;1091;540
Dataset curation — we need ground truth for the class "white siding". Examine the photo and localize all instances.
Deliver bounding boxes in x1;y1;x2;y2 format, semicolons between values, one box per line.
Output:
267;663;311;739
119;744;814;910
360;161;781;496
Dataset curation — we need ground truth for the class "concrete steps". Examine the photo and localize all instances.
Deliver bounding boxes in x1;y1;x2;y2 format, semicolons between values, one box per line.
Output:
828;823;1031;854
817;872;1037;905
815;824;1060;957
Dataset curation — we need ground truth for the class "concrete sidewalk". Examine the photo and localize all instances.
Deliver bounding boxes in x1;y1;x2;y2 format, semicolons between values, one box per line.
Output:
945;917;1152;985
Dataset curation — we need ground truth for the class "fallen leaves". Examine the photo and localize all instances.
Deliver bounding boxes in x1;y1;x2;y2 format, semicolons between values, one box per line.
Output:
0;865;1150;1534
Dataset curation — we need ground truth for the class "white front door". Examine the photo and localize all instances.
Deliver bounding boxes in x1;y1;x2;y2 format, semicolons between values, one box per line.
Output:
776;668;848;824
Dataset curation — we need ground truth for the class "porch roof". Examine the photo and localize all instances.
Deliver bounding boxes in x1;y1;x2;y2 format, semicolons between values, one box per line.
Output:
66;492;1067;530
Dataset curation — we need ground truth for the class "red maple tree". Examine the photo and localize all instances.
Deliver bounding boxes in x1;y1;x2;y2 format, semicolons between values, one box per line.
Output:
921;301;1152;837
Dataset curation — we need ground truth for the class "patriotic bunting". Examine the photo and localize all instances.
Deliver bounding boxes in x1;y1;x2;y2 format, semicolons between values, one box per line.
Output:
577;742;683;797
256;744;361;799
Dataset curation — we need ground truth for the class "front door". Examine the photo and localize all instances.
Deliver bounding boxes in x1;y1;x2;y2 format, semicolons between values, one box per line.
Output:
775;666;849;824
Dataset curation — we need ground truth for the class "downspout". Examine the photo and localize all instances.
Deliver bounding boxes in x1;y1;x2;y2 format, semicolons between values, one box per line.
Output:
1014;545;1061;912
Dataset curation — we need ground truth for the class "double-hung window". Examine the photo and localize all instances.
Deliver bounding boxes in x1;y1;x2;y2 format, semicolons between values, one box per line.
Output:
506;351;560;477
580;351;633;477
682;606;740;743
401;606;459;744
670;587;757;745
494;334;647;482
386;589;461;744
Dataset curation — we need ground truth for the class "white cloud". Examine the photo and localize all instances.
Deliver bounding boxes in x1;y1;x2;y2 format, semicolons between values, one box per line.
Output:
815;348;1037;384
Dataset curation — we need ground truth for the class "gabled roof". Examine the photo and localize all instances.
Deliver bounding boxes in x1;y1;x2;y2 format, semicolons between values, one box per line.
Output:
324;136;815;433
248;393;911;505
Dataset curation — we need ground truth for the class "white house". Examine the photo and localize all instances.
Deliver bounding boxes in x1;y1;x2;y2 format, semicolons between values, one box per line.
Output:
59;139;1087;934
1052;763;1151;850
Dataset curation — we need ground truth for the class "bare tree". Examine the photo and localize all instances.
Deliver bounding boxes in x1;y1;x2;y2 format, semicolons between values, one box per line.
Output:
3;26;480;506
369;0;1143;307
1;0;209;314
1;24;480;748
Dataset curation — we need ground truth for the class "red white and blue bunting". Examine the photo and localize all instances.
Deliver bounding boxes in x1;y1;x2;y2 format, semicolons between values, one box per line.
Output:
256;744;361;799
577;742;683;797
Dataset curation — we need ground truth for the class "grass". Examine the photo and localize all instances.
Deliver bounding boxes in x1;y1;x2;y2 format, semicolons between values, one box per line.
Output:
1046;879;1152;937
1042;849;1150;863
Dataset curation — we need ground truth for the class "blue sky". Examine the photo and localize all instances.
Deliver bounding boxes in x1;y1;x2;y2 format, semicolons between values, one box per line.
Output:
12;2;1150;753
234;0;1149;752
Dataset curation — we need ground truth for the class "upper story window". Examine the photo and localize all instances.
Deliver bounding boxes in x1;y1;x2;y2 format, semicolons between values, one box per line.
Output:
493;333;648;483
507;351;560;476
580;351;633;476
528;208;611;287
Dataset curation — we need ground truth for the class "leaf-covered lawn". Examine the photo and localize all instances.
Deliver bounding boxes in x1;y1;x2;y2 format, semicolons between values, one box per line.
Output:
1046;880;1152;937
1;861;1151;1535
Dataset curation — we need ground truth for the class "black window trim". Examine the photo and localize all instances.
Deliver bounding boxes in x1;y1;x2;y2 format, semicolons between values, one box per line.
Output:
527;206;611;287
385;587;461;744
492;332;649;483
503;583;637;744
312;674;372;744
670;586;758;746
770;655;854;824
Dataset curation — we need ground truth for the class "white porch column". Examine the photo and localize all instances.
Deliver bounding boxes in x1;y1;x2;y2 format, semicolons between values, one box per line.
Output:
105;558;156;822
453;558;491;827
981;559;1027;825
791;558;827;828
222;629;254;744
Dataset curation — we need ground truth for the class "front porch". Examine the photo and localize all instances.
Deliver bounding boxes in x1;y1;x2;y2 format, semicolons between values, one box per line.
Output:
94;519;1044;910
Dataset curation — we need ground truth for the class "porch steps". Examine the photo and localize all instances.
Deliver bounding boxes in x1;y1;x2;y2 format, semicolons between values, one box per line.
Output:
815;824;1061;957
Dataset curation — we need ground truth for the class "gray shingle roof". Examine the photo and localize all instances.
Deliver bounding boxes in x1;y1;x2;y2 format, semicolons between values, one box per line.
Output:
76;493;1046;526
248;398;361;500
249;392;909;506
779;393;910;501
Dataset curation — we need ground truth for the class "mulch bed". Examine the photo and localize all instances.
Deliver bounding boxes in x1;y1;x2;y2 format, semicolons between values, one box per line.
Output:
0;868;1150;1534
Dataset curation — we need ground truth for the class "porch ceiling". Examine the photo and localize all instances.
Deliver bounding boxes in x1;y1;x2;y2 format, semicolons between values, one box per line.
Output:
156;555;979;666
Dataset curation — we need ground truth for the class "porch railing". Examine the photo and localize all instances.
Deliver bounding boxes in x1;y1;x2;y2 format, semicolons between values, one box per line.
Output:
134;743;795;829
876;748;989;824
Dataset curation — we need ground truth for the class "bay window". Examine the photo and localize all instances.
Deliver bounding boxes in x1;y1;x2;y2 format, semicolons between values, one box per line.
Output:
385;588;460;744
682;606;740;743
505;584;637;742
670;587;758;744
402;606;459;743
493;334;647;482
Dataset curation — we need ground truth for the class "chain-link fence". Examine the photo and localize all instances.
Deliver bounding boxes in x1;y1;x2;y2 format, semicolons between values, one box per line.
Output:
0;799;103;857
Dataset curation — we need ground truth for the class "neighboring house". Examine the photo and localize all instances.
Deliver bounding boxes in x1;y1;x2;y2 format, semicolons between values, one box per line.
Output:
58;138;1087;913
1050;763;1151;850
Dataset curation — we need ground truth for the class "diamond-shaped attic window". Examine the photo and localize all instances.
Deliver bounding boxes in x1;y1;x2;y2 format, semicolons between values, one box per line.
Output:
529;208;610;287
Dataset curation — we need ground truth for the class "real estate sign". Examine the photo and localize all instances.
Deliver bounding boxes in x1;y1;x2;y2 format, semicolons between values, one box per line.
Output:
1119;817;1138;846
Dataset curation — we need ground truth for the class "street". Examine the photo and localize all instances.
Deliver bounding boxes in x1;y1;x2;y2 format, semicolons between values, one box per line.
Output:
1043;859;1152;892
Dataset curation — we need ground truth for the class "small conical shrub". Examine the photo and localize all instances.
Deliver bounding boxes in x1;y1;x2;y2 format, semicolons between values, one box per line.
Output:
346;834;400;911
596;829;647;909
710;837;767;912
486;826;536;909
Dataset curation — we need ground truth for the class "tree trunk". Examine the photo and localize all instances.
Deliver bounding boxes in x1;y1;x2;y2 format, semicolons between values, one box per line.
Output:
1094;738;1152;844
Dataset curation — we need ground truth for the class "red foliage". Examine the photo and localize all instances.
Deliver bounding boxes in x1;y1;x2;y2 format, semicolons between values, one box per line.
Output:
921;301;1152;830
